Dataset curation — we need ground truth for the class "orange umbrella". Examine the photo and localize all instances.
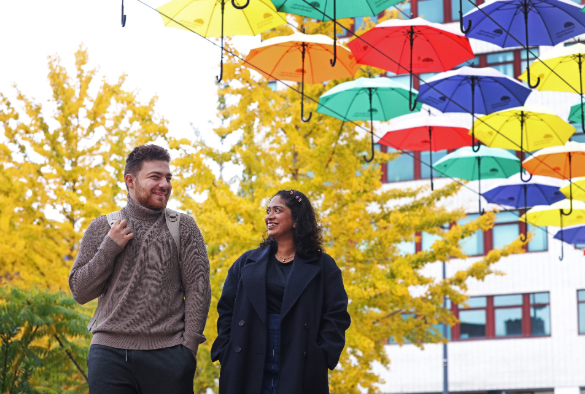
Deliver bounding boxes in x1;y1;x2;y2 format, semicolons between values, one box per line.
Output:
523;141;585;215
243;30;360;121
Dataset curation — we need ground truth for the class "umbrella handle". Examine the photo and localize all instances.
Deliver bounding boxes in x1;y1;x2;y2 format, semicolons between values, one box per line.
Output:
527;72;540;89
459;0;471;33
409;88;418;111
216;50;224;83
561;156;573;216
559;211;564;261
520;168;532;182
330;1;337;67
121;0;127;27
231;0;249;9
363;129;375;163
471;129;481;152
301;86;312;123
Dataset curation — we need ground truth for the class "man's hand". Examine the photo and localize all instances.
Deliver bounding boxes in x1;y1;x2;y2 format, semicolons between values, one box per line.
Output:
108;219;134;248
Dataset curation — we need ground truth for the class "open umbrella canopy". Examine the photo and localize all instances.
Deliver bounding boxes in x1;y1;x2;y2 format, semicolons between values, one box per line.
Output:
473;105;575;152
569;101;585;125
432;146;520;181
462;0;585;48
522;141;585;179
483;174;565;208
560;177;585;201
518;43;585;93
269;0;400;20
157;0;286;37
520;199;585;226
554;224;585;244
316;77;422;121
347;18;474;75
418;66;532;115
243;30;359;82
379;112;471;151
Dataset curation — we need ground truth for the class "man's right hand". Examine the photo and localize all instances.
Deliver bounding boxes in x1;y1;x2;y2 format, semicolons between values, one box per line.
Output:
108;219;134;248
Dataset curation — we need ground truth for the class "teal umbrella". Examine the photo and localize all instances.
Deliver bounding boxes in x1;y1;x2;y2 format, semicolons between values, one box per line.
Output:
317;77;422;162
433;146;521;213
270;0;401;66
569;101;585;126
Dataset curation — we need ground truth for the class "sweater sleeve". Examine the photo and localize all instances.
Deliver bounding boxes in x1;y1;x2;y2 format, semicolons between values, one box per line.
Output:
69;216;124;305
179;215;212;355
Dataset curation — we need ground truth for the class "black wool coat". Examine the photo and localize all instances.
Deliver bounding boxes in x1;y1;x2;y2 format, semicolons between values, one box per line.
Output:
210;246;351;394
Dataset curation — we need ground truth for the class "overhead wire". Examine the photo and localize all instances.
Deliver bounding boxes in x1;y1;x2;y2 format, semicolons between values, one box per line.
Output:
136;0;573;245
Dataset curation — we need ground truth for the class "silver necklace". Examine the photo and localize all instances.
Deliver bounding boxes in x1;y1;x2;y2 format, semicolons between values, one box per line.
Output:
276;252;295;262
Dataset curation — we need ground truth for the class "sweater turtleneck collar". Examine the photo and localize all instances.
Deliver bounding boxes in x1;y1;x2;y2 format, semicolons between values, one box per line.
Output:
124;194;164;221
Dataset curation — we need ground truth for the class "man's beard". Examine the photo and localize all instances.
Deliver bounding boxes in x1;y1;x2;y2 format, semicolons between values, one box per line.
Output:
134;180;169;210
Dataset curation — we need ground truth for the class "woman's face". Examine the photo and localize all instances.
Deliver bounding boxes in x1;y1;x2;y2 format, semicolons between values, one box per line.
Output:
265;195;295;241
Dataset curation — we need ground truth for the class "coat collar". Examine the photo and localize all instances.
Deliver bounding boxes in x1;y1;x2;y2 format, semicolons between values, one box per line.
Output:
241;247;321;324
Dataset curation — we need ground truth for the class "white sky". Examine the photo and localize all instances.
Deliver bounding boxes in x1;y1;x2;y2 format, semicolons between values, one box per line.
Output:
0;0;260;143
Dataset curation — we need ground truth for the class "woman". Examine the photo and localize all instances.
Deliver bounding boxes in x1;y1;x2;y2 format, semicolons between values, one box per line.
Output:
210;190;351;394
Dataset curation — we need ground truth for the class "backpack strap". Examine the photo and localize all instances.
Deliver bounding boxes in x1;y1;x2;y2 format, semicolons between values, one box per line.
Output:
106;209;181;260
106;211;123;227
165;208;181;260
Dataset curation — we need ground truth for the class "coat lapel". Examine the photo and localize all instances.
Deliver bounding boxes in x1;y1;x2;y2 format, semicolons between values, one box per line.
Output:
280;254;320;320
240;247;270;326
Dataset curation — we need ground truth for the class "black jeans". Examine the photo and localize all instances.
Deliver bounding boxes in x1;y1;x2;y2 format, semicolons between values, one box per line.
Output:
87;344;196;394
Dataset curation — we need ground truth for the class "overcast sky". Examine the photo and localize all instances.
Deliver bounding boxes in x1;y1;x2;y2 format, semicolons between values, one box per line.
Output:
0;0;260;144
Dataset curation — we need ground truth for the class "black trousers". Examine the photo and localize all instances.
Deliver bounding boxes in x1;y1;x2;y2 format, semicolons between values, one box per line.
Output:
87;344;196;394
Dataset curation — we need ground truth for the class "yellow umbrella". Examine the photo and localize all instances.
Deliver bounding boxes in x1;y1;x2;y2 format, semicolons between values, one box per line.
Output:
520;199;585;260
157;0;287;81
243;30;360;122
473;105;575;181
560;177;585;201
518;43;585;131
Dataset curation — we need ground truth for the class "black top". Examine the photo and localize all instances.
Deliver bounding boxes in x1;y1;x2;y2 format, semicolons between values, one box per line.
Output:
266;254;294;314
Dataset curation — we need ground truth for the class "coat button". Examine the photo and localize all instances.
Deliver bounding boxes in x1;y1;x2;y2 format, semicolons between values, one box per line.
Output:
238;320;245;326
235;346;241;353
303;351;307;357
304;323;309;330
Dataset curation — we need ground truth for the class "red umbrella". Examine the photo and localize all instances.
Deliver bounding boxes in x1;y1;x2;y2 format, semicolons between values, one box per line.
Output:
379;112;471;189
348;18;474;110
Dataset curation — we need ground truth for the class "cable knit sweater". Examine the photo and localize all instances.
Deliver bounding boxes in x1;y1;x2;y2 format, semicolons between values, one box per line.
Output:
69;197;211;354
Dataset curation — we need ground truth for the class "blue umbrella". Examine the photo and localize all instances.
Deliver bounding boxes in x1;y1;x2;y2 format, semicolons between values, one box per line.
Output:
554;225;585;245
417;67;532;151
462;0;585;88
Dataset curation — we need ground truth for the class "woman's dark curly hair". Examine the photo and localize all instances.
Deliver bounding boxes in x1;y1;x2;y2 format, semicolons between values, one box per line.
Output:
260;190;323;258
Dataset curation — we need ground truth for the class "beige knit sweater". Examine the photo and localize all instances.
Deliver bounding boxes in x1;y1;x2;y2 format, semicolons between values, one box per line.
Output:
69;197;211;354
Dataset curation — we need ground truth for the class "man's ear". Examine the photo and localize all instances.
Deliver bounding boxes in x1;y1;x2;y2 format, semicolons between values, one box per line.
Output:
125;173;135;191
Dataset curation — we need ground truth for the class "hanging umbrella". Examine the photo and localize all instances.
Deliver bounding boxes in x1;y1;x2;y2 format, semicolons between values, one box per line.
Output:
554;224;585;245
243;30;360;122
518;43;585;132
157;0;287;82
483;174;565;239
378;112;471;189
269;0;401;66
417;66;532;151
560;177;585;201
462;0;585;88
521;199;585;259
316;77;422;162
522;141;585;215
433;146;521;213
347;18;474;110
473;105;575;182
569;101;585;126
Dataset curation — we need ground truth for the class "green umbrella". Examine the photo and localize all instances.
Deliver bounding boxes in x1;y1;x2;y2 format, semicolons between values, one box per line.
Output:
317;77;422;162
269;0;402;66
433;146;521;213
569;101;585;126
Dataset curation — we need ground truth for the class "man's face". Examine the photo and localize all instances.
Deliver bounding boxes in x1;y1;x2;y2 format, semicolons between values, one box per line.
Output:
126;160;172;210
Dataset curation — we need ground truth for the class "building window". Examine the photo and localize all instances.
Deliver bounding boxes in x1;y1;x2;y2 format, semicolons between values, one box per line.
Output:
452;292;551;341
578;290;585;335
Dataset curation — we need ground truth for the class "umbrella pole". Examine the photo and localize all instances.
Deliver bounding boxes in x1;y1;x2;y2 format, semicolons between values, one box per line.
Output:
471;78;480;152
478;157;484;215
216;0;226;83
408;27;418;112
459;0;472;33
121;0;126;27
522;184;528;241
559;210;564;261
520;111;532;182
429;127;434;191
562;152;573;216
330;0;337;67
578;53;585;133
301;42;312;123
523;4;540;89
364;89;375;162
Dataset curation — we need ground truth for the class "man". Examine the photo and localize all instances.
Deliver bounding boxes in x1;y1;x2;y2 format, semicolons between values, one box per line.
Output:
69;144;211;393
